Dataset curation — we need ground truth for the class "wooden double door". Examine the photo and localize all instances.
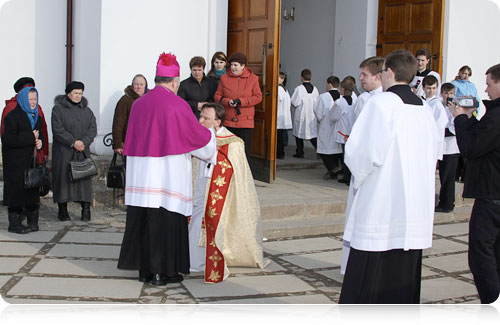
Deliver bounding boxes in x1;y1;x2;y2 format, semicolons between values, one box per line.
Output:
227;0;281;183
376;0;445;74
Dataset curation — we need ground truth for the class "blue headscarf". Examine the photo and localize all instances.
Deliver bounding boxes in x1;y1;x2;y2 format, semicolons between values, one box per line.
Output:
16;87;39;130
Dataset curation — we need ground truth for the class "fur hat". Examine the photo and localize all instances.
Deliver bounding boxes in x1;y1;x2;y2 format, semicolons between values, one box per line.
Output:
13;77;35;93
65;81;85;94
228;52;247;66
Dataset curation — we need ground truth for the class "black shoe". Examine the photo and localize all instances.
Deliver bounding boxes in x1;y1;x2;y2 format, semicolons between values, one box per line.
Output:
435;206;454;213
57;203;71;221
293;153;304;158
8;211;30;234
323;171;336;180
138;270;153;283
26;206;40;232
151;273;168;286
81;202;91;221
338;178;349;184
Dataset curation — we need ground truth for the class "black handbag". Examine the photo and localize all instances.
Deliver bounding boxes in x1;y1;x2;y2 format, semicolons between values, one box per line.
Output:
106;153;125;189
68;150;98;182
24;150;51;190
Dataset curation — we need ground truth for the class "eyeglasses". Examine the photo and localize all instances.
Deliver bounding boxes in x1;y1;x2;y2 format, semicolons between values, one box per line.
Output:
378;68;389;74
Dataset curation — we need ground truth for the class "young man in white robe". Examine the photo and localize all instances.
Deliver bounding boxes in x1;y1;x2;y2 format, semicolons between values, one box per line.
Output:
409;48;441;98
189;103;265;283
340;56;385;275
422;75;449;161
435;83;460;213
117;53;218;286
314;76;342;180
291;69;319;158
353;57;384;121
329;78;357;184
339;49;441;304
277;72;292;159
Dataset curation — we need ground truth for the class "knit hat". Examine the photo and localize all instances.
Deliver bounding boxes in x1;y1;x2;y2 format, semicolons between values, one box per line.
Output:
156;52;180;77
228;52;247;66
13;77;35;93
65;81;85;94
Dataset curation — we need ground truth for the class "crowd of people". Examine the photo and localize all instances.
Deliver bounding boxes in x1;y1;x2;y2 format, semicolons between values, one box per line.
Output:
1;47;499;304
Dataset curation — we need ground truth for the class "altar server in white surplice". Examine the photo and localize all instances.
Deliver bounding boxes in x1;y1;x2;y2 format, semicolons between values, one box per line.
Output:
340;57;385;275
422;74;448;161
277;72;292;159
291;69;319;158
314;76;341;180
329;78;357;185
339;50;441;304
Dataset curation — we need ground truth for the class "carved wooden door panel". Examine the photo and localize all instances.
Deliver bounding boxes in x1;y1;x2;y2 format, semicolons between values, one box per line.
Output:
377;0;444;74
227;0;281;183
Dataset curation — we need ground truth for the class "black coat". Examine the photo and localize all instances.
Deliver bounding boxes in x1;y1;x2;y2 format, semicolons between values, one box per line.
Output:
178;74;218;118
1;105;44;207
51;95;97;203
455;97;500;199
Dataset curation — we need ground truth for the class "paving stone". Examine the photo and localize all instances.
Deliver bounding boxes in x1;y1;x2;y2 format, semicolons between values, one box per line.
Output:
279;251;342;269
0;231;57;242
264;237;342;255
422;266;439;277
206;294;333;304
423;253;470;273
454;235;469;243
3;298;123;304
0;275;11;288
0;242;44;256
46;244;121;259
433;223;469;237
424;239;468;256
60;231;123;244
7;276;143;299
316;270;343;284
229;260;285;274
183;274;315;298
30;259;137;278
420;277;478;303
0;257;30;273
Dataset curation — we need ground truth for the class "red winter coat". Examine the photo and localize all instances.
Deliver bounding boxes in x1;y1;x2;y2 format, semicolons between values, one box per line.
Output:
2;96;49;164
214;67;262;128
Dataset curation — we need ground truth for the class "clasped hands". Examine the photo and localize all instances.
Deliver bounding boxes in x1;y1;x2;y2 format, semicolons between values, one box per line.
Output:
73;140;85;152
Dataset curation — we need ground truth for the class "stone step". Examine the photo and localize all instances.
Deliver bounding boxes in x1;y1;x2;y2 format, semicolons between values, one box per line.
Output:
262;205;473;240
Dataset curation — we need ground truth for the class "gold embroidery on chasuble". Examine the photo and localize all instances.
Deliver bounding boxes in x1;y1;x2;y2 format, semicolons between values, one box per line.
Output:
208;270;221;282
209;250;223;268
213;175;227;187
218;159;232;174
207;207;217;219
210;189;223;205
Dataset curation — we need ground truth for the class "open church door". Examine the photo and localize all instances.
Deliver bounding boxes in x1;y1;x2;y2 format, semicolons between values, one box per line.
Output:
376;0;444;74
227;0;281;183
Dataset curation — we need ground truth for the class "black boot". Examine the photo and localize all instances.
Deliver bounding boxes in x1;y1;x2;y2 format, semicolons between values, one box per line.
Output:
8;210;30;234
26;205;40;232
57;203;70;221
81;202;91;221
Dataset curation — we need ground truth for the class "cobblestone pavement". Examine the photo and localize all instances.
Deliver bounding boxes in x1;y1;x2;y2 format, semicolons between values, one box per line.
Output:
0;203;483;304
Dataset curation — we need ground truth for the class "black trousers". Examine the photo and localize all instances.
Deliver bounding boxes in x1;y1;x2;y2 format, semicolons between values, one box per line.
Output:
277;129;287;158
340;144;351;181
118;206;190;275
468;199;500;304
437;154;459;210
227;127;251;157
339;248;423;304
321;153;341;172
295;137;317;155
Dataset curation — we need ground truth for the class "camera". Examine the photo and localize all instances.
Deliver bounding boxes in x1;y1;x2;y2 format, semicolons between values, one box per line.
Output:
454;96;479;109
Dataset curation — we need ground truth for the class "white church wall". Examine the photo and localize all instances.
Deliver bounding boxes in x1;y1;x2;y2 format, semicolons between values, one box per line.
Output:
279;0;336;93
333;0;378;92
442;0;500;100
92;0;228;155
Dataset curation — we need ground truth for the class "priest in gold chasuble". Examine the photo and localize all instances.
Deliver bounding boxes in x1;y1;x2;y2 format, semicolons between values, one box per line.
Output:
189;103;266;283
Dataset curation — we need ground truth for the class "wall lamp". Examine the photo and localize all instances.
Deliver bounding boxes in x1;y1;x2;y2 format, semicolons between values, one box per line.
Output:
283;7;295;21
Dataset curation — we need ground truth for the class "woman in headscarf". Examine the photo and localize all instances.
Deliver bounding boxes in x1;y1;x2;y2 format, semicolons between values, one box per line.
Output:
51;81;97;222
1;87;45;234
112;74;148;154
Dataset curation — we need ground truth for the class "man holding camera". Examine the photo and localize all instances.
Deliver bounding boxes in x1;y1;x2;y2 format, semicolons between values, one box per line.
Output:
451;63;500;304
